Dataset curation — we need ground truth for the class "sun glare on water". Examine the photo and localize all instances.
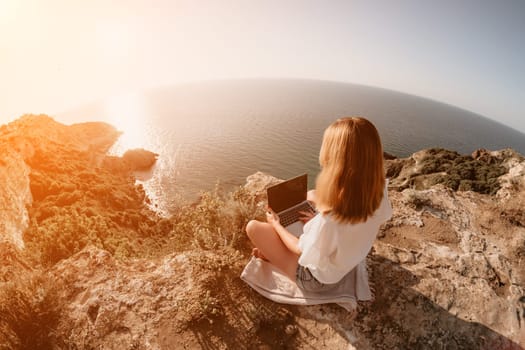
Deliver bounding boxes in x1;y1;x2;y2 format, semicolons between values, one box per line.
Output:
104;92;149;155
103;92;170;215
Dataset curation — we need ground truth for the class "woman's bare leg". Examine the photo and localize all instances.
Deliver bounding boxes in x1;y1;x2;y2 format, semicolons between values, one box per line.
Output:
246;220;299;280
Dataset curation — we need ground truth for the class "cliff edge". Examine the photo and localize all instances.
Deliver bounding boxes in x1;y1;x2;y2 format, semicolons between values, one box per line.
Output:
0;115;524;349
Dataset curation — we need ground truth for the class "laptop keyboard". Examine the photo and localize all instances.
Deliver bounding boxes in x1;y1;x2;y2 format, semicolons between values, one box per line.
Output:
278;202;316;227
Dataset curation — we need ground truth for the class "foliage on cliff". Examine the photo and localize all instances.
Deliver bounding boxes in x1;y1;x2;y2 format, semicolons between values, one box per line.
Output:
386;147;509;194
24;151;168;265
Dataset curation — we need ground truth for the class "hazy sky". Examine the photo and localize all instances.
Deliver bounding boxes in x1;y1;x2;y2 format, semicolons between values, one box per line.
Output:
1;0;524;132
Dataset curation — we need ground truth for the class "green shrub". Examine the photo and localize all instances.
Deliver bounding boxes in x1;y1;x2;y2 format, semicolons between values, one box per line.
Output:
419;149;460;174
423;151;506;194
406;192;432;210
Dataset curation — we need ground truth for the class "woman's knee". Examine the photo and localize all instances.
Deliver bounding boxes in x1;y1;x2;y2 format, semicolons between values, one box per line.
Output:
245;219;261;239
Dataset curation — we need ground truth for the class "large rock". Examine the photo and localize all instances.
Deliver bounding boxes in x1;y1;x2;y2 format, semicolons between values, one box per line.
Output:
122;148;158;171
47;246;298;349
49;247;196;348
0;152;31;249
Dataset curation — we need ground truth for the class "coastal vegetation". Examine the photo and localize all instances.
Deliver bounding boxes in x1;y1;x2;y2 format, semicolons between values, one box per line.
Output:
386;147;508;195
418;148;506;194
25;155;263;266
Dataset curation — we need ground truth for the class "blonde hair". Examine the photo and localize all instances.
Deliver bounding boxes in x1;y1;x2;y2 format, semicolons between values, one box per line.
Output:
315;117;385;223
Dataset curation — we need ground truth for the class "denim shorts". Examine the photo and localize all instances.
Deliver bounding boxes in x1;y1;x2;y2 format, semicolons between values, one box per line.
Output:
296;265;337;293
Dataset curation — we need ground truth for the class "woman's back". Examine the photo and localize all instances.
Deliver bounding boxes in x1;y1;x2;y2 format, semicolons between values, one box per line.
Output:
298;180;392;284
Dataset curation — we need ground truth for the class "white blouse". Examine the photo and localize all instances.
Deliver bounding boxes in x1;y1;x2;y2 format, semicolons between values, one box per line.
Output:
297;181;392;284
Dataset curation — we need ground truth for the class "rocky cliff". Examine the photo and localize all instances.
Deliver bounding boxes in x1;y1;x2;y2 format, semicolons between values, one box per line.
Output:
0;150;31;249
0;115;524;349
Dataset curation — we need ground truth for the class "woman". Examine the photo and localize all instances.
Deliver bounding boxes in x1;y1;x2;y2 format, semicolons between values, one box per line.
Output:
245;117;392;292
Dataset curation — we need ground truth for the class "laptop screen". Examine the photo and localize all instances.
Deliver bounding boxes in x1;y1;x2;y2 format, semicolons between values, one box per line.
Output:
267;174;307;213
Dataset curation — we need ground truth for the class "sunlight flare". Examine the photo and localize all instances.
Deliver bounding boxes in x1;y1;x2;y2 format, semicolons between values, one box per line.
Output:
104;92;147;154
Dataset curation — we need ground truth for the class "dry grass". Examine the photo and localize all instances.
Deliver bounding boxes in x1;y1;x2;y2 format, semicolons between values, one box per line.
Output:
0;272;60;350
164;184;265;255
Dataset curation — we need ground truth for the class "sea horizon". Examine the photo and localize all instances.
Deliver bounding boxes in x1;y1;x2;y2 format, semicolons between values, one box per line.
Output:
3;78;525;135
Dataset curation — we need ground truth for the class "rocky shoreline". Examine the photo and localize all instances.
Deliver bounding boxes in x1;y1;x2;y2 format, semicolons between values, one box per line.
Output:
0;115;524;349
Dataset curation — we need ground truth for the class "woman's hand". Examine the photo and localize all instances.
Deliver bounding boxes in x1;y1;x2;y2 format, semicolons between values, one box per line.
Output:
266;208;281;228
299;209;316;223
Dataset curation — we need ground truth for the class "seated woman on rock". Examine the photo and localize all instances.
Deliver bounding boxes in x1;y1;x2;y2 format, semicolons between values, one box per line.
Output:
246;117;392;292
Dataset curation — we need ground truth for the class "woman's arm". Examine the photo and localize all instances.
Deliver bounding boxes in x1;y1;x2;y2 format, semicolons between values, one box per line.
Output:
266;210;302;256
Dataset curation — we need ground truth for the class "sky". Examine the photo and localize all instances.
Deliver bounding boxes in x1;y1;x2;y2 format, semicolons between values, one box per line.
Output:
0;0;524;133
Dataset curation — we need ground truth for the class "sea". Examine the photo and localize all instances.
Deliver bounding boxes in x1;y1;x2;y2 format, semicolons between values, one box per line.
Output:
56;79;525;215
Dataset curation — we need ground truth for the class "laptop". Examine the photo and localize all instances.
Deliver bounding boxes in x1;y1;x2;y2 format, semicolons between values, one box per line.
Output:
267;174;316;237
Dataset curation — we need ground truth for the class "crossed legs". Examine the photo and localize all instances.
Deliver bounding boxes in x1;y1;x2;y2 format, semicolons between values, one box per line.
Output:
245;220;299;281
